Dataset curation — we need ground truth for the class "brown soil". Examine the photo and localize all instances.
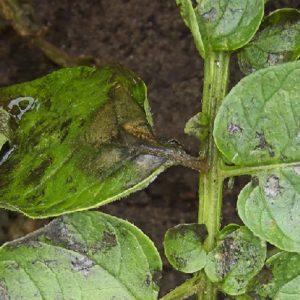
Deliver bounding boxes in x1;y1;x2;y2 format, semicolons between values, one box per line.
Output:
0;0;298;297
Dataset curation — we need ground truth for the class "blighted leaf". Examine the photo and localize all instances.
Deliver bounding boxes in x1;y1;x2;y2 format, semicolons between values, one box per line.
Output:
176;0;264;54
238;167;300;252
163;223;207;273
248;252;300;299
196;0;264;52
214;61;300;252
0;66;173;218
214;61;300;166
238;9;300;74
204;226;266;296
0;211;162;300
176;0;205;58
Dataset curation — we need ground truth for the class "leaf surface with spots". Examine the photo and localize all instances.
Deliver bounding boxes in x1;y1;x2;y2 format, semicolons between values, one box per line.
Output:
248;251;300;299
0;66;173;218
214;61;300;252
204;226;266;296
0;211;162;300
163;223;207;273
177;0;264;54
238;9;300;74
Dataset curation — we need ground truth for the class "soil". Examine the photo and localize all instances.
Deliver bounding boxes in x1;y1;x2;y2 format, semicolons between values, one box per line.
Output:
0;0;298;297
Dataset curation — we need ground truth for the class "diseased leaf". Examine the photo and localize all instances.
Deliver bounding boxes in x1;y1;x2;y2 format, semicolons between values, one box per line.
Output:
163;223;207;273
176;0;264;54
238;9;300;74
204;226;266;296
238;167;300;252
214;61;300;252
0;66;173;218
214;61;300;166
248;252;300;299
0;211;162;300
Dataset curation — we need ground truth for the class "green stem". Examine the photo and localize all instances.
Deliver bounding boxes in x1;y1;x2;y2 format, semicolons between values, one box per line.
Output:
198;51;230;300
220;160;300;178
160;276;205;300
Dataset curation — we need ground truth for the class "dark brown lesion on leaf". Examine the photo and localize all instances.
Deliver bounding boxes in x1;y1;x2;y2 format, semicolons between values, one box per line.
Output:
255;131;275;157
23;157;53;186
173;255;188;270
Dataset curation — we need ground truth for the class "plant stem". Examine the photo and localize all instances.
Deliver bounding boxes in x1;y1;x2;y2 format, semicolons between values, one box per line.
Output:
160;276;205;300
197;51;230;300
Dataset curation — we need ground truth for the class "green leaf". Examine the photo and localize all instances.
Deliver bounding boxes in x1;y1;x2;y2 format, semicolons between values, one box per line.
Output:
163;223;207;273
184;112;209;141
214;61;300;166
0;66;172;218
198;0;264;52
214;61;300;252
238;167;300;252
0;211;162;300
204;226;266;296
176;0;206;58
238;9;300;74
177;0;264;54
248;252;300;299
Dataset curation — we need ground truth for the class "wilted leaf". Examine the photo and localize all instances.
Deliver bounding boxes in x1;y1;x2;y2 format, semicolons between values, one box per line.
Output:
163;223;207;273
238;9;300;74
0;211;162;300
0;66;174;218
214;61;300;252
204;226;266;296
248;251;300;299
178;0;264;53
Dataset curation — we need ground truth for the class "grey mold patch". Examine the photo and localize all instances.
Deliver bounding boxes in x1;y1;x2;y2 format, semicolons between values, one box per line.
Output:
217;237;240;278
228;123;243;134
71;256;95;277
135;154;164;171
294;165;300;175
201;7;217;22
7;97;38;120
267;53;283;66
264;175;282;198
44;218;87;253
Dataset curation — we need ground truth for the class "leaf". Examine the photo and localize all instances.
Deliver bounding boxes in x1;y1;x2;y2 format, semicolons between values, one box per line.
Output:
176;0;264;54
204;226;266;296
238;9;300;74
214;61;300;252
163;223;207;273
176;0;206;58
184;112;209;141
248;251;300;299
0;211;162;300
214;61;300;166
197;0;264;52
238;167;300;252
0;66;172;218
